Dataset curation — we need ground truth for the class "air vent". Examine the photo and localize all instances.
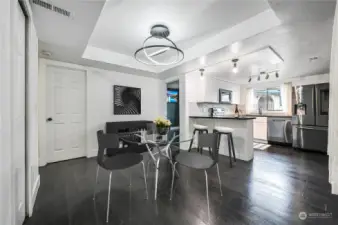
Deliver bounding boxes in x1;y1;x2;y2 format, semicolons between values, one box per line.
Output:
32;0;52;10
31;0;71;18
53;6;71;17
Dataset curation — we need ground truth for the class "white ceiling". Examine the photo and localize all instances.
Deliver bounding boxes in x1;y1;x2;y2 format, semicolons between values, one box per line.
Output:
88;0;270;56
32;0;336;81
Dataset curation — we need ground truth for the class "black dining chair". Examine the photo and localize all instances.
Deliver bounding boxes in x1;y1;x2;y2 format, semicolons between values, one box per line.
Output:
93;130;148;223
169;133;222;222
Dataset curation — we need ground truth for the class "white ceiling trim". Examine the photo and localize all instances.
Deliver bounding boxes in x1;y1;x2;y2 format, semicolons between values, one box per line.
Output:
82;8;281;74
82;45;158;73
157;9;282;73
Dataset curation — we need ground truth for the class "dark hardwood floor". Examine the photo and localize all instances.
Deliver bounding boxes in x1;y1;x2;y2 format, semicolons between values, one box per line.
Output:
25;146;338;225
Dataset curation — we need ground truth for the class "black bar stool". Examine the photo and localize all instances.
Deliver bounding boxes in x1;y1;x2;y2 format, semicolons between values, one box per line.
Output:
188;124;210;154
213;126;236;167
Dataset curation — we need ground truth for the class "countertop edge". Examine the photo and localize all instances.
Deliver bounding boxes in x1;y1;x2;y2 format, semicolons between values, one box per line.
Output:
189;116;256;120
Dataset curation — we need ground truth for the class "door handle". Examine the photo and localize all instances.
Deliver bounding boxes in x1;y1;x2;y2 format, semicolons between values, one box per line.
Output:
46;117;53;122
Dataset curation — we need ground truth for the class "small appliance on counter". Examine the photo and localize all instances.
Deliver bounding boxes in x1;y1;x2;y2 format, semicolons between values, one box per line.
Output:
292;83;329;153
209;107;225;117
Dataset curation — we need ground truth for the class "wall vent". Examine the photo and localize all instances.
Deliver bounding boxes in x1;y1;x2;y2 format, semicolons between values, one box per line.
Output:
53;6;71;17
31;0;71;18
32;0;52;10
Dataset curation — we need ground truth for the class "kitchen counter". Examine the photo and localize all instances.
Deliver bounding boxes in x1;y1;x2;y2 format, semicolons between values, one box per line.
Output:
189;116;256;120
189;116;254;161
247;114;292;118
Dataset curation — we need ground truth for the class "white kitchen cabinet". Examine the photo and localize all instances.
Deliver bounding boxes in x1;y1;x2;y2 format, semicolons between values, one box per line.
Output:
253;117;268;142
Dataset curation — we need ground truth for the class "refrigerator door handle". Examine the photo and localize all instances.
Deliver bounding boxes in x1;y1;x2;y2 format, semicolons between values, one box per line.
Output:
283;120;288;143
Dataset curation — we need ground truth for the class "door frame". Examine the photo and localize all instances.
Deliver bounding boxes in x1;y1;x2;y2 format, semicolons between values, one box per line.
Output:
39;59;88;166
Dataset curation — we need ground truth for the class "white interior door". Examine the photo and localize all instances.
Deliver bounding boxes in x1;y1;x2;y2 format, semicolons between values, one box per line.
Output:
46;66;86;163
12;2;26;224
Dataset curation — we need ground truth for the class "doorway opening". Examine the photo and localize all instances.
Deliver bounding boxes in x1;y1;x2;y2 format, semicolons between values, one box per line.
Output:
166;80;179;140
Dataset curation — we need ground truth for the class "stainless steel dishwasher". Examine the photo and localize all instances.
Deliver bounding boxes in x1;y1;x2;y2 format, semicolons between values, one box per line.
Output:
267;117;292;144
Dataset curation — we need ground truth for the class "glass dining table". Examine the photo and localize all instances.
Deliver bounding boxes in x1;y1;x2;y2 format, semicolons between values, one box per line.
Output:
120;127;191;200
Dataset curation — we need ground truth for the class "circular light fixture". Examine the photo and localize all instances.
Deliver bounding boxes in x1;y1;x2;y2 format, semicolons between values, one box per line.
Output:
134;25;184;66
232;58;239;73
200;68;205;80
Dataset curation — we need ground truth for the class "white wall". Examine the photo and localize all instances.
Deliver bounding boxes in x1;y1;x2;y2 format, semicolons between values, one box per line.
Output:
204;77;241;104
0;1;13;224
25;4;40;217
0;0;39;224
86;69;166;157
328;2;338;195
38;59;166;163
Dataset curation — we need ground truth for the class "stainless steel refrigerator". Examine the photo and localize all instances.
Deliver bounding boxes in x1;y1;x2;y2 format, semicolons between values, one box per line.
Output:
292;83;329;152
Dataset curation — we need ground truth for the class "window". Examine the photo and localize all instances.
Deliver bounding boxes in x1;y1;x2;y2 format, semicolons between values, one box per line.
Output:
253;88;282;111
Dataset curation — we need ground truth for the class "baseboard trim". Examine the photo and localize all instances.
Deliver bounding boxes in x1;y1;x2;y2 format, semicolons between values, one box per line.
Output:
332;182;338;195
29;175;40;217
87;149;97;158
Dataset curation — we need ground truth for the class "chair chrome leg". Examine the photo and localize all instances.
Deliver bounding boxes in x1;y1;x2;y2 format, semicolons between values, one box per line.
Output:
216;164;223;196
106;171;112;223
146;159;152;178
170;162;177;200
169;160;180;178
93;165;100;200
141;161;149;199
154;158;160;200
204;170;210;223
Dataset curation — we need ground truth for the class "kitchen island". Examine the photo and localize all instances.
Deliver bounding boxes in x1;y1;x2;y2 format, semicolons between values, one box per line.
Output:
189;116;256;161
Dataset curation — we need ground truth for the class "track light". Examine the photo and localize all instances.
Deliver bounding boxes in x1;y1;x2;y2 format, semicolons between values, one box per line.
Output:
275;71;279;78
265;73;269;79
248;76;252;83
257;75;261;81
232;59;239;74
200;68;205;80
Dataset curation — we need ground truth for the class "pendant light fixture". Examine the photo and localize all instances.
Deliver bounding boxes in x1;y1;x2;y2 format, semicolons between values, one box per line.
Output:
134;25;184;66
232;59;239;73
200;68;205;80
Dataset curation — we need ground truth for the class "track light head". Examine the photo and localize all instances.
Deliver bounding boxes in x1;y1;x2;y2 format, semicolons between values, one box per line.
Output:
275;71;279;78
248;77;252;83
265;73;269;79
200;68;205;80
232;58;239;74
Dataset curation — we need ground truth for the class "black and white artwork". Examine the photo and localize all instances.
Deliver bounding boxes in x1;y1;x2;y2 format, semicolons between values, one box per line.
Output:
114;85;141;115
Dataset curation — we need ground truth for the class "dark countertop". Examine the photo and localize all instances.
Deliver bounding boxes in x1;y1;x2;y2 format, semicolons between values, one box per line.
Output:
246;114;292;118
189;116;256;120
